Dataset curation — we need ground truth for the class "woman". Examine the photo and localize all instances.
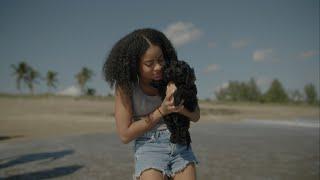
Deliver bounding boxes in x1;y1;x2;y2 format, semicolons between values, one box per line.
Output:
103;28;200;180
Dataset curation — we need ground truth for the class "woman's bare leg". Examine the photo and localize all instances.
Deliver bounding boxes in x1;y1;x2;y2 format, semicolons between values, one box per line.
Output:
139;168;168;180
172;163;196;180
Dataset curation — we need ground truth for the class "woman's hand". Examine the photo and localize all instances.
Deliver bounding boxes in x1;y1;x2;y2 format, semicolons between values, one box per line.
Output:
159;82;184;115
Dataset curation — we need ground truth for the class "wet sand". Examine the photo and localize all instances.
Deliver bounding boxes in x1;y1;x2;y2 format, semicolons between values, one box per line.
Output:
0;120;319;179
0;96;319;179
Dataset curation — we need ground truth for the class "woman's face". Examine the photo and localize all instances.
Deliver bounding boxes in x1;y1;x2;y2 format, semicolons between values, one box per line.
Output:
138;45;165;85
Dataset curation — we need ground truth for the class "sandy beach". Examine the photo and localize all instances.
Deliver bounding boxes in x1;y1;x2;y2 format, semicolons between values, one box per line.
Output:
0;95;318;142
0;95;319;179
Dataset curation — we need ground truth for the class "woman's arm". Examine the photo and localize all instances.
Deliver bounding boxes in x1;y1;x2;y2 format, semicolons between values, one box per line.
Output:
114;85;163;144
114;83;183;144
163;83;200;123
179;105;200;122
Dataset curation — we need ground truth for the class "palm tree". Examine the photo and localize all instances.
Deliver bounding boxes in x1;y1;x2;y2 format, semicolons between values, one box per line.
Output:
46;71;58;93
10;61;29;93
86;88;96;96
25;67;41;95
75;67;94;95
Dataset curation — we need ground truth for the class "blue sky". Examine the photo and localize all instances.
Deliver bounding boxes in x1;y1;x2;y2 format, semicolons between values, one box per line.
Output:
0;0;319;99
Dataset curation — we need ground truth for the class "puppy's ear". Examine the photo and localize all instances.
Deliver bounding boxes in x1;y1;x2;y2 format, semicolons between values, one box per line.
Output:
185;67;196;84
164;68;172;82
165;64;175;81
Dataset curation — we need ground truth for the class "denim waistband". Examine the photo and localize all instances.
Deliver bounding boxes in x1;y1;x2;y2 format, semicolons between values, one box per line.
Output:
153;123;167;130
141;128;169;138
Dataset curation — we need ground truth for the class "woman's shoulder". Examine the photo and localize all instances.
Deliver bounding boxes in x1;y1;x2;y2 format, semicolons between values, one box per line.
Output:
115;84;133;106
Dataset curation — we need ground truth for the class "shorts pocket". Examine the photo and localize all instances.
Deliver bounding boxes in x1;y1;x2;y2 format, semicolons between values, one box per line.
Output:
134;135;156;153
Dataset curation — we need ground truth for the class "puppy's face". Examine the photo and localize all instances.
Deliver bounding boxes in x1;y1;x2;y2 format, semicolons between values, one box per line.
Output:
164;60;196;86
163;60;196;106
149;60;197;106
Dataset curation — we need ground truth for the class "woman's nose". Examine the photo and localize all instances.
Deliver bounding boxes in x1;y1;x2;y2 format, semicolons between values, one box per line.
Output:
154;62;163;70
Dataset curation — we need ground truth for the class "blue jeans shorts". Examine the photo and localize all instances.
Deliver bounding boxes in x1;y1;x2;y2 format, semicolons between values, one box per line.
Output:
133;128;199;179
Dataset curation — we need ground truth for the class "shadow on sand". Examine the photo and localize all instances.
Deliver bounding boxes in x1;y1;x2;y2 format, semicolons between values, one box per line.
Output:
0;149;75;169
3;165;83;180
0;135;24;141
0;149;83;179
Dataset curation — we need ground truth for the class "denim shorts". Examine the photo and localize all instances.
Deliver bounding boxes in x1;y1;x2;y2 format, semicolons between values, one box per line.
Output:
133;128;199;179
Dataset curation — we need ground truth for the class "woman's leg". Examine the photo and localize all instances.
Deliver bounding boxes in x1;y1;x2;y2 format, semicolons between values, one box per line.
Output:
172;163;196;180
140;168;169;180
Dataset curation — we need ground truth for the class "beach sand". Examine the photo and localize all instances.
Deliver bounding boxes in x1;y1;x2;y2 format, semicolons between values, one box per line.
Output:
0;96;318;142
0;96;319;179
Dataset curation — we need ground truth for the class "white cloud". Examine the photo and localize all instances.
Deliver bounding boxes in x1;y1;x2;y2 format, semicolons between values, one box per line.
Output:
221;82;229;89
203;64;220;73
56;85;81;96
163;22;203;47
231;39;250;48
214;82;229;92
256;77;271;87
253;49;273;62
300;50;319;58
255;77;273;92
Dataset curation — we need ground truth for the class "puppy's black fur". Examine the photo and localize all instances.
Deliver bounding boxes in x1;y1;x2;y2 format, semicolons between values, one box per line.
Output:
150;60;198;148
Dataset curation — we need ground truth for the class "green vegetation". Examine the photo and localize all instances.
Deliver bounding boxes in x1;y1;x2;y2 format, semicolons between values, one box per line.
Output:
10;61;30;93
215;78;319;106
10;61;97;96
75;67;95;95
46;71;58;93
304;83;318;105
8;61;319;106
11;61;56;95
263;79;288;103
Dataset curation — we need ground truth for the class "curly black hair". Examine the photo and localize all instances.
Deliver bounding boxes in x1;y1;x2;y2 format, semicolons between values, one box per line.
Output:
103;28;178;97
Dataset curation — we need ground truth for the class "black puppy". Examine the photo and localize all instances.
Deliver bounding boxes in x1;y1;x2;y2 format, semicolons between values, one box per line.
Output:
150;60;198;148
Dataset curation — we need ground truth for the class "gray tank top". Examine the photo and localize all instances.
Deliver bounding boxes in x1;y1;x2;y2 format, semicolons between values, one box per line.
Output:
131;83;167;130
